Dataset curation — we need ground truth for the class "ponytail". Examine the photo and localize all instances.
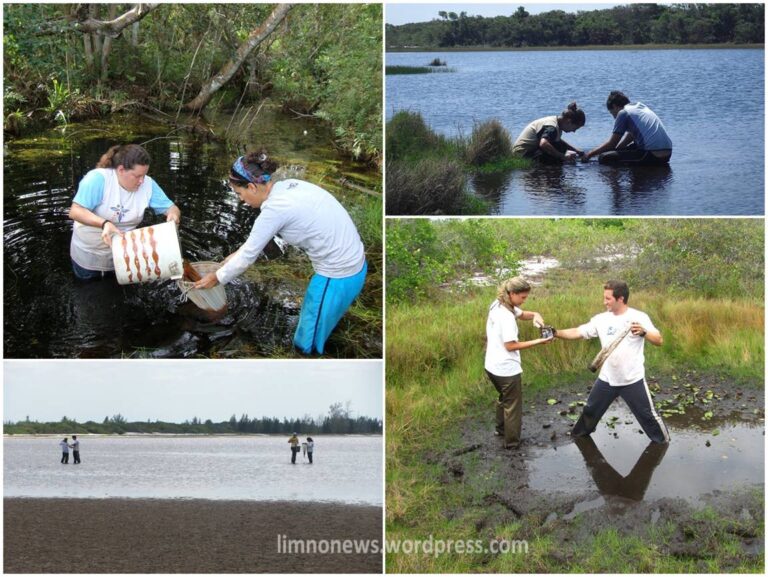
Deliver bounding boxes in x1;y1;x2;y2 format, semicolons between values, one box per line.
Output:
96;144;151;170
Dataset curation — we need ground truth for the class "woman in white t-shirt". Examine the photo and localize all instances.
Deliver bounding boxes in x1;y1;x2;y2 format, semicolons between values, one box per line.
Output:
485;277;553;449
193;150;367;356
68;144;181;281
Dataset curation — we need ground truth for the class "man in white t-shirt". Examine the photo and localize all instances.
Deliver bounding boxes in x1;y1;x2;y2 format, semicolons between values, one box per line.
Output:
71;435;81;464
555;280;670;444
485;277;553;449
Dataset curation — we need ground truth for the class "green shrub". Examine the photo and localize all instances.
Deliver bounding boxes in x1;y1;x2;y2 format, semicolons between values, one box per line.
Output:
625;219;764;299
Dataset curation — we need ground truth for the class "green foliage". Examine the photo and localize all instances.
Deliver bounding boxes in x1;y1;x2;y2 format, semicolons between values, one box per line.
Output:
5;407;382;435
271;4;382;161
464;119;513;166
4;4;382;162
386;219;765;305
44;78;72;114
626;219;764;299
386;219;520;303
387;4;764;48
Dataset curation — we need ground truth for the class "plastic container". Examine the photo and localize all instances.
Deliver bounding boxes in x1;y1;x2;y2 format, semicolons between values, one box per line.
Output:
176;261;227;312
112;221;184;285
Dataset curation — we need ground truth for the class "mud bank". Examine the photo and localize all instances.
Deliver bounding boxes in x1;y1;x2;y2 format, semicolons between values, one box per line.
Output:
429;372;764;571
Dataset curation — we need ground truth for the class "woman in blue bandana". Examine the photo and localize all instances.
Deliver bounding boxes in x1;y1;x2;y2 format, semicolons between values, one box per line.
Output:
193;150;367;355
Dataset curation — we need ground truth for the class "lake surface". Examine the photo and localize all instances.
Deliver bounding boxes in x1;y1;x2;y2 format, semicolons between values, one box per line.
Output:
528;404;764;508
386;49;764;215
3;111;380;358
4;435;383;505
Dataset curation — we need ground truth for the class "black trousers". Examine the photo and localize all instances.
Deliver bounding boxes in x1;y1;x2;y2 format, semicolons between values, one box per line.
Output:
61;452;69;464
308;452;313;464
291;447;299;464
525;140;570;164
73;451;81;464
599;143;671;166
573;377;670;444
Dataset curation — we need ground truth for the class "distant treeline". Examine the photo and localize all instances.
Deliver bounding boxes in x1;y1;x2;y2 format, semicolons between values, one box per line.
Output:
4;403;382;435
386;4;764;49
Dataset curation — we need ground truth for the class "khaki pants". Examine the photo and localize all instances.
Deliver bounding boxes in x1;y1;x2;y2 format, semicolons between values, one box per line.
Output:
486;370;522;446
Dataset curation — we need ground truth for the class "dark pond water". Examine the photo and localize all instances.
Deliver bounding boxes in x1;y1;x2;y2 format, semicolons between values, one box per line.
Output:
3;111;381;358
386;49;764;215
529;404;764;509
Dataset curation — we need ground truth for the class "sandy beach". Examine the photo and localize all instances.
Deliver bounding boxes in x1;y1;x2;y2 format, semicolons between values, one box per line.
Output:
4;498;382;573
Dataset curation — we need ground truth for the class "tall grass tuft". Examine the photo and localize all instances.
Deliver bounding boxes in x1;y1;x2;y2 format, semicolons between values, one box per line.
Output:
386;159;468;215
464;119;513;166
386;110;446;162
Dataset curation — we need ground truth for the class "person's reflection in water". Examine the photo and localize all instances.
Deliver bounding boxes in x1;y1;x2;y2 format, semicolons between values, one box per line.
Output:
574;436;669;501
598;165;673;214
521;165;587;211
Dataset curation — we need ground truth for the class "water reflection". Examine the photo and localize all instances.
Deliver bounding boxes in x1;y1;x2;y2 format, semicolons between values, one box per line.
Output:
528;404;763;506
597;164;674;214
4;115;378;358
574;436;668;501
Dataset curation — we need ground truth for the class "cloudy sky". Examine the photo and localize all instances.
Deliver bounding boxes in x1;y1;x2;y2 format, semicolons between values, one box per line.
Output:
4;361;382;423
386;3;626;25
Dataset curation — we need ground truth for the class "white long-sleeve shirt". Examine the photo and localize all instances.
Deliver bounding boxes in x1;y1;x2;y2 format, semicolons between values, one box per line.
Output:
215;179;365;285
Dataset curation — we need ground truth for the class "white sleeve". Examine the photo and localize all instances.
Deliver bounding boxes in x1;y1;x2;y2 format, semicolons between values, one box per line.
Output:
639;311;657;333
578;317;599;339
500;309;519;343
215;206;286;285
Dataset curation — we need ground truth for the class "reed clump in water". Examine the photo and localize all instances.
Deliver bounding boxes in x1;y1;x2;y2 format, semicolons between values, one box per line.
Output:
464;119;513;166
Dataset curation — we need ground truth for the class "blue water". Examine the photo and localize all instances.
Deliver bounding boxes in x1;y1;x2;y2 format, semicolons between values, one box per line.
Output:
387;49;764;215
4;435;383;505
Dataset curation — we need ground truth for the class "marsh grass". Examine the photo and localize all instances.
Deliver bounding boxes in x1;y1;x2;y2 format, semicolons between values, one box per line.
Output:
386;65;455;74
464;119;513;166
386;111;520;214
386;159;477;215
387;284;764;571
386;218;764;572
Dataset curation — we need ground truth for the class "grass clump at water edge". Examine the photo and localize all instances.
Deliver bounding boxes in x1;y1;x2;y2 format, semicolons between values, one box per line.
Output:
386;65;455;75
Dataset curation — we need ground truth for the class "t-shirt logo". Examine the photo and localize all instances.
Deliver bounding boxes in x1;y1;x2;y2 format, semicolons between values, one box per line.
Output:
607;326;617;336
110;203;130;223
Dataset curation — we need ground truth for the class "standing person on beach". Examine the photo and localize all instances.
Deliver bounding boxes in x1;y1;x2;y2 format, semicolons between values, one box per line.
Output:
192;150;367;355
288;433;301;464
71;435;81;464
582;91;672;165
68;144;181;281
306;437;314;464
59;438;70;464
512;102;586;163
485;277;553;449
554;280;670;443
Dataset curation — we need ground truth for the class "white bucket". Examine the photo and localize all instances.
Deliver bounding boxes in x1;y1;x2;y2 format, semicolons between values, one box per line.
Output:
112;221;184;286
176;261;227;312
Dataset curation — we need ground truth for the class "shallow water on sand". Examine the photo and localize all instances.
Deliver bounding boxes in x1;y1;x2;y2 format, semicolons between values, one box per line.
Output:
3;435;383;505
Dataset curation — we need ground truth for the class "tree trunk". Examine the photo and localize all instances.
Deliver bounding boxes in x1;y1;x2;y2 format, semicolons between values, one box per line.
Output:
100;4;119;81
183;3;293;112
90;5;103;67
83;33;94;67
75;3;159;37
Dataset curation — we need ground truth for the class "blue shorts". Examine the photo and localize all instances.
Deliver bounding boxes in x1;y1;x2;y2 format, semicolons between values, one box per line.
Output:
293;261;367;355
